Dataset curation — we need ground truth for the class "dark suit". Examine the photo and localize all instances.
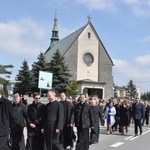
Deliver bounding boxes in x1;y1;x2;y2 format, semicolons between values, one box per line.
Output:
74;102;94;150
42;100;64;150
26;102;45;150
112;103;121;132
11;103;27;150
60;100;73;149
142;105;150;125
0;96;13;150
132;102;144;135
90;105;103;144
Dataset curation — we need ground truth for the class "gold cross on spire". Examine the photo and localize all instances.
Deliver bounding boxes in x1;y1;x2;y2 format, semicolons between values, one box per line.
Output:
87;15;92;22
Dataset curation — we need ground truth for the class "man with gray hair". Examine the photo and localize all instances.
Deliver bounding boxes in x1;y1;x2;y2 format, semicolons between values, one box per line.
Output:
41;90;64;150
132;98;144;136
0;90;13;150
11;93;27;150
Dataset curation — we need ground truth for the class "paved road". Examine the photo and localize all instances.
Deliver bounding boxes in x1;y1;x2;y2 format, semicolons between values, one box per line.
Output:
90;123;150;150
24;123;150;150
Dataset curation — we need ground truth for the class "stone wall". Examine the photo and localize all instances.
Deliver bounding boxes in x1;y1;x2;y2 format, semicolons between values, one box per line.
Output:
98;42;114;99
64;39;78;80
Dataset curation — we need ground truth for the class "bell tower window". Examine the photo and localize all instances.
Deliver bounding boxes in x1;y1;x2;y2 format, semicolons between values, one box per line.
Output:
88;32;91;39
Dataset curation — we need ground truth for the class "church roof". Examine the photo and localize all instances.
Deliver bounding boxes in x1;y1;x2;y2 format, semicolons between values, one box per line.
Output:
45;25;86;62
45;21;113;65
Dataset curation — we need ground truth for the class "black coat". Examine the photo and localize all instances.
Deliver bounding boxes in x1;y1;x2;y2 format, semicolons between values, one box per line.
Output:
74;102;94;129
0;96;13;136
12;103;27;128
90;105;103;143
11;102;27;150
60;100;72;126
114;103;121;117
144;105;150;117
42;100;64;150
92;105;103;124
60;100;74;148
43;100;64;131
21;98;28;105
132;102;144;120
26;102;45;136
120;105;131;126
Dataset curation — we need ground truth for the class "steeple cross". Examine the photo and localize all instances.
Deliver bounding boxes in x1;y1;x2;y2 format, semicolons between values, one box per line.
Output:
55;9;58;16
87;15;92;22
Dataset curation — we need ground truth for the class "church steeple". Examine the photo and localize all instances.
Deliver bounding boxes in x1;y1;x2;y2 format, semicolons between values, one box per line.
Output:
50;13;59;48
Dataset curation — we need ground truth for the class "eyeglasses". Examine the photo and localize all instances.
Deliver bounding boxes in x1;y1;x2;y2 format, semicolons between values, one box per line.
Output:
35;97;40;99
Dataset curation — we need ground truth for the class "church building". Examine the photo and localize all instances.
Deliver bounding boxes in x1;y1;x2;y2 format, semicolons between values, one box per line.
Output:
45;15;114;99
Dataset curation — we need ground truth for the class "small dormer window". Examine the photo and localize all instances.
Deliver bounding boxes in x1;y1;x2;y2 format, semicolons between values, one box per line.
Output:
88;32;91;38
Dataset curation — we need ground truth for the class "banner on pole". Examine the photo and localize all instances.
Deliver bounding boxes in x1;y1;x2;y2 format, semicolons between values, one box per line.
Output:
38;71;53;90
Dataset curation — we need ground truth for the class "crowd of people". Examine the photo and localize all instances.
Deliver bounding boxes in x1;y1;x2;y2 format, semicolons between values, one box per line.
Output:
103;98;149;136
0;89;149;150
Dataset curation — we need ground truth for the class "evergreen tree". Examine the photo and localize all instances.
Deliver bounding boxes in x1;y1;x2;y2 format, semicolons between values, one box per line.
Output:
66;80;79;96
126;80;137;99
141;92;150;101
13;60;31;95
49;49;71;94
0;64;14;96
0;64;14;84
31;52;50;93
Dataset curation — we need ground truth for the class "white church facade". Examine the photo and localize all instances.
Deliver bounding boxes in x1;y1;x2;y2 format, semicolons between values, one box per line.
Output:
45;16;114;99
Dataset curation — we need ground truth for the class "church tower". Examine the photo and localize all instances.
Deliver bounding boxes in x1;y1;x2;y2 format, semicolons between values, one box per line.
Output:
50;14;59;48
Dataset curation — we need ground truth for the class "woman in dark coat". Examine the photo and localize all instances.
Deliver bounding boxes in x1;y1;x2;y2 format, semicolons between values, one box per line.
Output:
120;99;131;135
11;93;27;150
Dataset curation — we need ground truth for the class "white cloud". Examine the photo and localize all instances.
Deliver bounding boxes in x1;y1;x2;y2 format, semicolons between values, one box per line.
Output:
75;0;117;11
0;17;76;58
0;17;48;57
113;57;150;92
75;0;150;17
0;17;78;80
135;55;150;66
122;0;150;16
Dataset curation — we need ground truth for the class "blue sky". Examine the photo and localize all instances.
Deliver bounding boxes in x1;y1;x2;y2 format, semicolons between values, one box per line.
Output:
1;0;150;93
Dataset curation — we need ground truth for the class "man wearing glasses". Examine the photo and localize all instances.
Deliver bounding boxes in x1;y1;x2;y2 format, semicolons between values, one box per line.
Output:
26;92;45;150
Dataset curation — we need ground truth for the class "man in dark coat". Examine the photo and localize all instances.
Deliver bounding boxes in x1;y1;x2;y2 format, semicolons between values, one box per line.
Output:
41;90;64;150
74;94;94;150
0;90;13;150
21;94;28;105
142;100;150;126
11;93;27;150
132;98;144;136
90;98;103;144
59;92;74;149
26;92;45;150
112;99;121;132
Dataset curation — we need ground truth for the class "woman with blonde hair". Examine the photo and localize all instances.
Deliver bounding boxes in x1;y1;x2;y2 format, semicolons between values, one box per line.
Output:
120;99;132;135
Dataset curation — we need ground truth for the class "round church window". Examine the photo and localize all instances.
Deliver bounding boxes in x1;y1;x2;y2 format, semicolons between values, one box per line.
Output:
83;53;94;66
